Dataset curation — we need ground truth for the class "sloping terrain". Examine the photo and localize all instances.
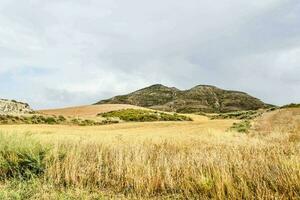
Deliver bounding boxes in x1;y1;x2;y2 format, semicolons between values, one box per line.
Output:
253;108;300;134
39;104;147;117
0;99;33;115
96;84;271;113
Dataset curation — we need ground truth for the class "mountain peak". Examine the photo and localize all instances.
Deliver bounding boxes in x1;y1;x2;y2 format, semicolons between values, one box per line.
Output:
96;84;270;113
144;84;169;89
149;84;165;87
190;85;218;90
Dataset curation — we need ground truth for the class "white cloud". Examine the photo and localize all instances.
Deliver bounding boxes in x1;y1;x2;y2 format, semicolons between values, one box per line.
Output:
0;0;299;108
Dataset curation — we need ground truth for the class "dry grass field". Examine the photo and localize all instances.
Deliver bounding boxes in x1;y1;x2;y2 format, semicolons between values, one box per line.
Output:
0;114;235;142
39;104;146;117
0;108;299;199
253;108;300;134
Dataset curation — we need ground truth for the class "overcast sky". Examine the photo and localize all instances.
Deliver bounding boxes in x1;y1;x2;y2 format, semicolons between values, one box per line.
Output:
0;0;299;109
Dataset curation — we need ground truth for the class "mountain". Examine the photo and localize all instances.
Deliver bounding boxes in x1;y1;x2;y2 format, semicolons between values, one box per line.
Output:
95;84;272;113
0;99;34;115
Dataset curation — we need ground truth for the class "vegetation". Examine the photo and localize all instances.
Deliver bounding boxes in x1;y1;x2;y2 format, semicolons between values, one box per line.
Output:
99;109;192;122
0;134;48;180
281;103;300;109
0;106;299;199
96;84;270;113
0;120;300;199
210;110;261;120
230;120;252;133
0;114;118;126
209;107;279;120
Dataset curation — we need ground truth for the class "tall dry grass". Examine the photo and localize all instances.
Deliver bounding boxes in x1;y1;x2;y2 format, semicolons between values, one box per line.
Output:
0;109;299;199
1;128;299;199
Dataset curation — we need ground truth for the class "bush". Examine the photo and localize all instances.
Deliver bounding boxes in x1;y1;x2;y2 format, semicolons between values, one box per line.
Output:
230;120;251;133
99;109;192;122
0;134;48;180
281;103;300;109
0;114;108;126
210;110;262;120
58;115;66;122
44;117;57;125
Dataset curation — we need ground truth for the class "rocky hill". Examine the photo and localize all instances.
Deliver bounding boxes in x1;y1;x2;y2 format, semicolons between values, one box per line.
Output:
0;99;34;115
96;84;272;113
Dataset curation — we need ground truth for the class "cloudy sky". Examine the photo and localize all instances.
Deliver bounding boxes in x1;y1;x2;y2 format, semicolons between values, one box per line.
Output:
0;0;299;109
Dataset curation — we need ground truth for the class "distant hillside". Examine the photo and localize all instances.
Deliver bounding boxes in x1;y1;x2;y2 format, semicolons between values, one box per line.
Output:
39;104;147;117
0;99;33;115
96;84;271;113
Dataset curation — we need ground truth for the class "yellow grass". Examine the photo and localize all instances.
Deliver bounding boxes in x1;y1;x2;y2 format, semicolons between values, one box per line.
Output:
0;109;299;199
0;114;235;143
253;108;300;134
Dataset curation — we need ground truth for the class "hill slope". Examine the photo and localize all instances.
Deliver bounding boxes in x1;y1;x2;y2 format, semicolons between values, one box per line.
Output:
96;84;271;113
39;104;147;117
253;108;300;134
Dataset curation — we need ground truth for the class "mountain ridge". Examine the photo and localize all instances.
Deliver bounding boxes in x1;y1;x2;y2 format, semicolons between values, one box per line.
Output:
96;84;272;113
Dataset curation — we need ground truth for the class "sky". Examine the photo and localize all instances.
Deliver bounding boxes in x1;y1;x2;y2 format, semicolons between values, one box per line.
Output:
0;0;299;109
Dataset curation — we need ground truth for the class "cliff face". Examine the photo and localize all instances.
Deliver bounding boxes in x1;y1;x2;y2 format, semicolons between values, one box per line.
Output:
0;99;34;115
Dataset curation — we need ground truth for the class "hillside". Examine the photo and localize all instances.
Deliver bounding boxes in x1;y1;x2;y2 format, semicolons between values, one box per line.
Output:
253;107;300;134
96;84;271;113
39;104;147;117
0;99;33;115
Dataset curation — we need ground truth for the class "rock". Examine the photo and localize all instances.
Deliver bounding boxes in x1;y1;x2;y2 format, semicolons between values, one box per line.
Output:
0;99;34;115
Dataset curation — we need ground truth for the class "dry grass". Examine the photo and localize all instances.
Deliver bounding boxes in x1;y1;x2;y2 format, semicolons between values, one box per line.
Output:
0;109;299;199
39;104;147;117
253;108;300;134
0;114;235;143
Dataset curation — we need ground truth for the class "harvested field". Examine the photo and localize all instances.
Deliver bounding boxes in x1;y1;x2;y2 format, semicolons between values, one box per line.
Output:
39;104;146;117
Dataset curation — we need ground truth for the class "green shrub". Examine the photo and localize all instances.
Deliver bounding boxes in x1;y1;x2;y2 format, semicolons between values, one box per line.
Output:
210;110;261;120
99;109;192;122
102;119;119;124
58;115;66;122
0;134;48;180
70;118;80;125
0;114;126;126
77;119;97;126
44;117;57;125
230;120;251;133
281;103;300;109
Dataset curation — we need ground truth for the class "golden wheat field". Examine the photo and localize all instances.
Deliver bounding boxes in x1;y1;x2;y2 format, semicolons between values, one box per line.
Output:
39;104;147;117
0;108;299;199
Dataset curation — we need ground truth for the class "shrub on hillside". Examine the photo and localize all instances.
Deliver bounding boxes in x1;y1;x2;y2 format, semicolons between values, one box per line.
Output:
99;109;192;122
281;103;300;109
0;114;115;126
210;110;261;120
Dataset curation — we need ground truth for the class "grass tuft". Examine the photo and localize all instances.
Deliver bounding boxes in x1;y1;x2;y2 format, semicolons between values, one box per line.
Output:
0;134;48;180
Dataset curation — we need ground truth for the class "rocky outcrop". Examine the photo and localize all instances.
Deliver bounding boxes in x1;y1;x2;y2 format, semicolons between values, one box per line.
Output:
0;99;34;115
